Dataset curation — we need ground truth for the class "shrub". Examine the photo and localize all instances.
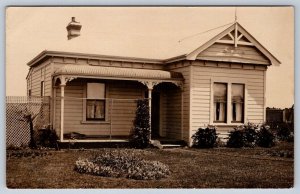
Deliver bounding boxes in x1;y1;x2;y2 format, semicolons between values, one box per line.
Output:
130;99;150;149
276;123;293;141
227;123;259;148
35;126;59;149
257;125;275;148
74;149;170;180
192;126;218;148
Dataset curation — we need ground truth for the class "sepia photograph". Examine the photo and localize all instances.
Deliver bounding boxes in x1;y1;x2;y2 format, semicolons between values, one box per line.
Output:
5;6;294;188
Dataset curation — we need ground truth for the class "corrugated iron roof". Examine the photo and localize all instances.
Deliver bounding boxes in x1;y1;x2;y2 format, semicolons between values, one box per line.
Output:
54;64;183;80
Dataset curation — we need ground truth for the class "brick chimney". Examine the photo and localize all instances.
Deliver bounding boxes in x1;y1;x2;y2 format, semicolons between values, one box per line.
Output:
66;17;82;40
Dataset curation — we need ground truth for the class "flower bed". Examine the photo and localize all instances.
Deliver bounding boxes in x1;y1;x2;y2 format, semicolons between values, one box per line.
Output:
74;149;170;180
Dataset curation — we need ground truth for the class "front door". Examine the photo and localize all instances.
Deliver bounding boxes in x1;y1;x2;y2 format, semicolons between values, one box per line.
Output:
151;92;160;138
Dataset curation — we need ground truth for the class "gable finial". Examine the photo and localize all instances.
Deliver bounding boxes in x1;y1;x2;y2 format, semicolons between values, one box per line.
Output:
235;7;238;23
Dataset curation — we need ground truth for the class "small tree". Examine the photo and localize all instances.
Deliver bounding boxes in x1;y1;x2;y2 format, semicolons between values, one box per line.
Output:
130;99;150;149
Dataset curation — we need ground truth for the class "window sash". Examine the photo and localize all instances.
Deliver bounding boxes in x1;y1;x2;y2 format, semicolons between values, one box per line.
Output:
87;83;105;99
86;82;106;121
86;100;105;120
231;84;245;123
213;83;227;122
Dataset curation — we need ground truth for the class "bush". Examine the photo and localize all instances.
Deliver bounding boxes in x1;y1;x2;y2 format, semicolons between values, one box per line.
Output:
192;126;218;148
257;125;275;148
74;149;170;180
227;123;258;148
35;126;59;149
130;99;150;149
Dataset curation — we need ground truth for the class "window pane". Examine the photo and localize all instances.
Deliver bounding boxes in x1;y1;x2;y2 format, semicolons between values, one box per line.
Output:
214;83;227;102
232;84;244;103
232;84;244;122
94;100;105;119
214;83;227;122
87;83;105;99
86;100;95;119
86;100;105;120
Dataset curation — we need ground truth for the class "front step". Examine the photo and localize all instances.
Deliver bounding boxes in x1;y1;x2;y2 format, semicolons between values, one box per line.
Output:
161;144;185;149
151;139;187;149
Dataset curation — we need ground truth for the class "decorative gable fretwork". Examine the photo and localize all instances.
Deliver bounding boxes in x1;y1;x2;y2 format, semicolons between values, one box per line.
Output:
216;23;253;47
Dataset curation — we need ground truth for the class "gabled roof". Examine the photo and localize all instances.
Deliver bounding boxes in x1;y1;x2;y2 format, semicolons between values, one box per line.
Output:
186;22;281;66
27;22;280;67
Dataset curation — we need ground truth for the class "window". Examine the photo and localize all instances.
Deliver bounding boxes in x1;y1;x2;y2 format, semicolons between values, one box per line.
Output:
232;84;244;123
28;89;32;97
40;81;45;96
213;83;227;122
86;83;105;120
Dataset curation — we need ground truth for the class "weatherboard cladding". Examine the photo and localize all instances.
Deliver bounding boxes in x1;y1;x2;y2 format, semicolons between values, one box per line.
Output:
26;21;280;144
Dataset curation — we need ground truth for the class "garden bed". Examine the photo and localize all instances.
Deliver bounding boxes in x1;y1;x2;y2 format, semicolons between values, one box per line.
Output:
6;142;293;188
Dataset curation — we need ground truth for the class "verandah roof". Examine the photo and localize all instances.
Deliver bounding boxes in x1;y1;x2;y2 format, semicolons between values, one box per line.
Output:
53;64;183;81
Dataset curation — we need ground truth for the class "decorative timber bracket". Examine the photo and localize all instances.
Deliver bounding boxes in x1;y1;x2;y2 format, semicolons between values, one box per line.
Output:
138;80;183;90
54;75;78;86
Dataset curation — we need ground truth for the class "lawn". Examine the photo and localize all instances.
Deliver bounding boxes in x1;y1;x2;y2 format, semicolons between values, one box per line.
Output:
6;142;293;188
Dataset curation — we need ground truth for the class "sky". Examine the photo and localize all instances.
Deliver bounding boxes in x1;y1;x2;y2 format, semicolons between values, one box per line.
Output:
5;7;294;108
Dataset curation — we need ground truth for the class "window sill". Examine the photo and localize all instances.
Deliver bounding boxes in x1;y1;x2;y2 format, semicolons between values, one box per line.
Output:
213;123;244;127
81;120;111;124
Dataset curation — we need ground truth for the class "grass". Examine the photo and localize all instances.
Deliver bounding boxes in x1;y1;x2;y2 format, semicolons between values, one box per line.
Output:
6;142;293;188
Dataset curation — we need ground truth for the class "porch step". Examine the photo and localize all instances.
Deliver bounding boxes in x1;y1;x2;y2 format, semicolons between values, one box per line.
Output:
151;139;187;149
161;144;185;149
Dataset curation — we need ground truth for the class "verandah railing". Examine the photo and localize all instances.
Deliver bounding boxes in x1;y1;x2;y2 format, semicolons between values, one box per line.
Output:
55;96;143;142
6;96;148;145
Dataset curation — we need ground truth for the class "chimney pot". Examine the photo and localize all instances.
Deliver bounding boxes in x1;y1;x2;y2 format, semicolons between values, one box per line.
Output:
66;17;82;40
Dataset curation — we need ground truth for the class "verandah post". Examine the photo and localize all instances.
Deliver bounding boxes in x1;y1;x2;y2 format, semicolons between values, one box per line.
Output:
60;84;65;142
110;98;113;140
148;88;152;141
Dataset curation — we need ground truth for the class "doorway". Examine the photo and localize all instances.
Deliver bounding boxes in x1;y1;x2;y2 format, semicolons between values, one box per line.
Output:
151;91;160;138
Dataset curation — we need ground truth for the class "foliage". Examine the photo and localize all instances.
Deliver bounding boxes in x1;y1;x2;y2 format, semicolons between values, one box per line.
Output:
266;121;294;142
74;149;170;180
130;99;150;149
7;149;52;159
256;125;275;148
192;126;218;148
35;126;59;149
227;123;259;148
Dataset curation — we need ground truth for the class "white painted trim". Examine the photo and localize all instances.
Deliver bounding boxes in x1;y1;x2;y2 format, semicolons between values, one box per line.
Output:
209;78;214;125
216;40;234;44
227;83;232;123
186;24;235;60
60;139;129;143
60;85;65;141
244;83;248;123
148;88;153;140
53;87;56;129
210;77;248;125
52;74;183;87
188;65;193;146
263;70;267;122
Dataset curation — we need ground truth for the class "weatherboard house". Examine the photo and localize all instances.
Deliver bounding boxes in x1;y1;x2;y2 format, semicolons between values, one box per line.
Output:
26;20;280;146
